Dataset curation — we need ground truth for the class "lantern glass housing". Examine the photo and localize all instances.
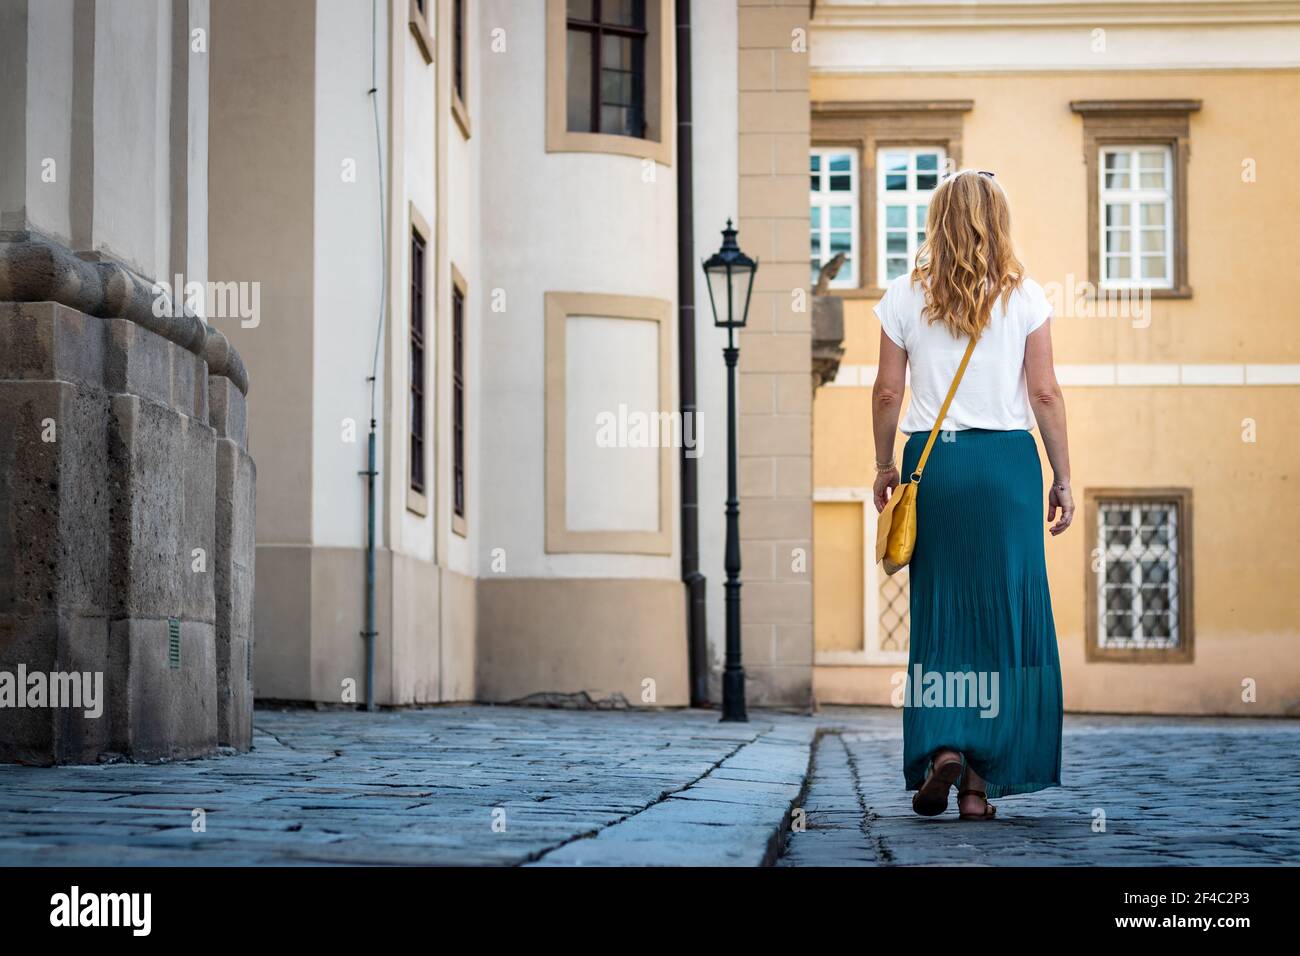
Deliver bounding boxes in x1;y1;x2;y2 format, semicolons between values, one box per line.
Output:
702;220;757;330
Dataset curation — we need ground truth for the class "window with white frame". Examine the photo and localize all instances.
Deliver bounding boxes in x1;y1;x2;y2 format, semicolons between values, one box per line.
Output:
809;148;857;289
877;147;944;284
1100;145;1174;288
1096;497;1183;650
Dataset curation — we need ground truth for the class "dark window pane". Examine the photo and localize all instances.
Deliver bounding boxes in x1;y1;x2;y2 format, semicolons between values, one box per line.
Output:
453;0;465;98
410;229;426;493
601;0;644;27
567;0;594;20
1105;610;1134;637
601;105;630;136
1140;585;1171;611
411;436;423;491
602;34;632;69
601;68;633;105
566;29;593;132
452;287;466;518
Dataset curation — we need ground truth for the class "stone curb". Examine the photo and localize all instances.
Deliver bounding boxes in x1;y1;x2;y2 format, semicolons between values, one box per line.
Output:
528;717;820;867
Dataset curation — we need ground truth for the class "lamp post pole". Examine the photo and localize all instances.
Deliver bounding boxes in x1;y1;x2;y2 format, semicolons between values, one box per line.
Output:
703;219;756;724
721;324;746;722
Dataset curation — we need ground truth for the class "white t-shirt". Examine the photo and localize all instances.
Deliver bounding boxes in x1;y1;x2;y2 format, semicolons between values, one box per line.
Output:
874;274;1053;435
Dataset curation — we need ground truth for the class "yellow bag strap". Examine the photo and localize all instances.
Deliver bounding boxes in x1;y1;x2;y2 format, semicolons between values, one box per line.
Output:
911;333;979;483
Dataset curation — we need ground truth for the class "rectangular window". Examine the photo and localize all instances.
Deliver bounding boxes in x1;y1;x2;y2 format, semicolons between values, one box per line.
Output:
452;280;466;524
408;0;434;64
1100;145;1174;289
409;229;427;496
453;0;465;100
876;146;944;284
1070;100;1198;297
565;0;647;139
809;148;858;289
1086;489;1193;662
451;0;471;137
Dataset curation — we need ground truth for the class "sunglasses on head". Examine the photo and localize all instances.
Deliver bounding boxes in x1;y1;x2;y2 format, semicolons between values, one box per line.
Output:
943;169;995;180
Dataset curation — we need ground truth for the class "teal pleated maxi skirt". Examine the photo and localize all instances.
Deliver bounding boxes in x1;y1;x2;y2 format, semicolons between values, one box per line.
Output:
899;428;1063;799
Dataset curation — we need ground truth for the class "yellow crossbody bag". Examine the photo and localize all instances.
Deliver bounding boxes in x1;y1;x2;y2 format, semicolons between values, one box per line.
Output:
875;333;978;575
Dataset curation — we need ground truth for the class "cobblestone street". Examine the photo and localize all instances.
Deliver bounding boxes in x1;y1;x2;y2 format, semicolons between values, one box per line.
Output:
0;706;815;867
782;709;1300;866
0;705;1296;867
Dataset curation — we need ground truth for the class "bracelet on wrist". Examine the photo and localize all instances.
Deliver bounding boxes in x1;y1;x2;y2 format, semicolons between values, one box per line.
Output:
875;460;896;472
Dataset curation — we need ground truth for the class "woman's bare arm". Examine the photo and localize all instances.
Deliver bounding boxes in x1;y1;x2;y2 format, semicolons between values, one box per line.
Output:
1024;321;1074;534
871;331;909;511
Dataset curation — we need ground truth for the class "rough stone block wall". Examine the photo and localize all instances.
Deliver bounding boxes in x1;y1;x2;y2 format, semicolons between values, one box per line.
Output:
0;296;255;764
210;377;256;750
734;0;814;707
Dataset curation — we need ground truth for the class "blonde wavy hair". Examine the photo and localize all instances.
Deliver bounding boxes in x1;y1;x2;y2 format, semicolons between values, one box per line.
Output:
911;169;1024;338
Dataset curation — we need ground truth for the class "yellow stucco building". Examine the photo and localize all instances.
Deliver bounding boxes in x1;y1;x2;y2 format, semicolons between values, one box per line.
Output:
808;0;1300;715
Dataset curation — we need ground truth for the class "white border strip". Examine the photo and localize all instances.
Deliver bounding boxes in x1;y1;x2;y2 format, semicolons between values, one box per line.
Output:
1246;364;1300;385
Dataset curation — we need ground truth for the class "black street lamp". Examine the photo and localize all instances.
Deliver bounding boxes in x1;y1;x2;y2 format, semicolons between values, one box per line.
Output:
702;220;757;723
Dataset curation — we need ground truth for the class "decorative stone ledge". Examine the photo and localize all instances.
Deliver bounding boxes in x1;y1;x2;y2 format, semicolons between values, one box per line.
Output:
812;256;847;390
0;231;248;396
812;296;846;390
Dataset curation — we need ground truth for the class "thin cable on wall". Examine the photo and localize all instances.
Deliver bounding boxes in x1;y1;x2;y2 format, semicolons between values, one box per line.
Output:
368;0;386;422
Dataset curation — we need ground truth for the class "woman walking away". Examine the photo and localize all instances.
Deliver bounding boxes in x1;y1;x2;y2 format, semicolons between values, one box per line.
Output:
871;169;1073;821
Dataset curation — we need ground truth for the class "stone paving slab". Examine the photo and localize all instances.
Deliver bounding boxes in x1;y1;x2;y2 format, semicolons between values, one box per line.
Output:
781;708;1300;867
530;721;816;866
3;704;1295;866
0;705;816;867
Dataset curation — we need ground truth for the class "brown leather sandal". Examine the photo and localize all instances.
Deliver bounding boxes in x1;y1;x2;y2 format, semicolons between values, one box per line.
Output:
957;788;997;821
911;751;965;817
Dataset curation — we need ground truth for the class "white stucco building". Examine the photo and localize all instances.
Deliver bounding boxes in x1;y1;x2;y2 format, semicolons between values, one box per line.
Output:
210;0;817;709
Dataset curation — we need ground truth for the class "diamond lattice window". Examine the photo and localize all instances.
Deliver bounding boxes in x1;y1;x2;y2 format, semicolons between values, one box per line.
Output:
1096;498;1183;650
878;565;910;655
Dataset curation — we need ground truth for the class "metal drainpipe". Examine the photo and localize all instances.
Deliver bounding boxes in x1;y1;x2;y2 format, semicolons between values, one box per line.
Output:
363;422;377;712
676;0;709;706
